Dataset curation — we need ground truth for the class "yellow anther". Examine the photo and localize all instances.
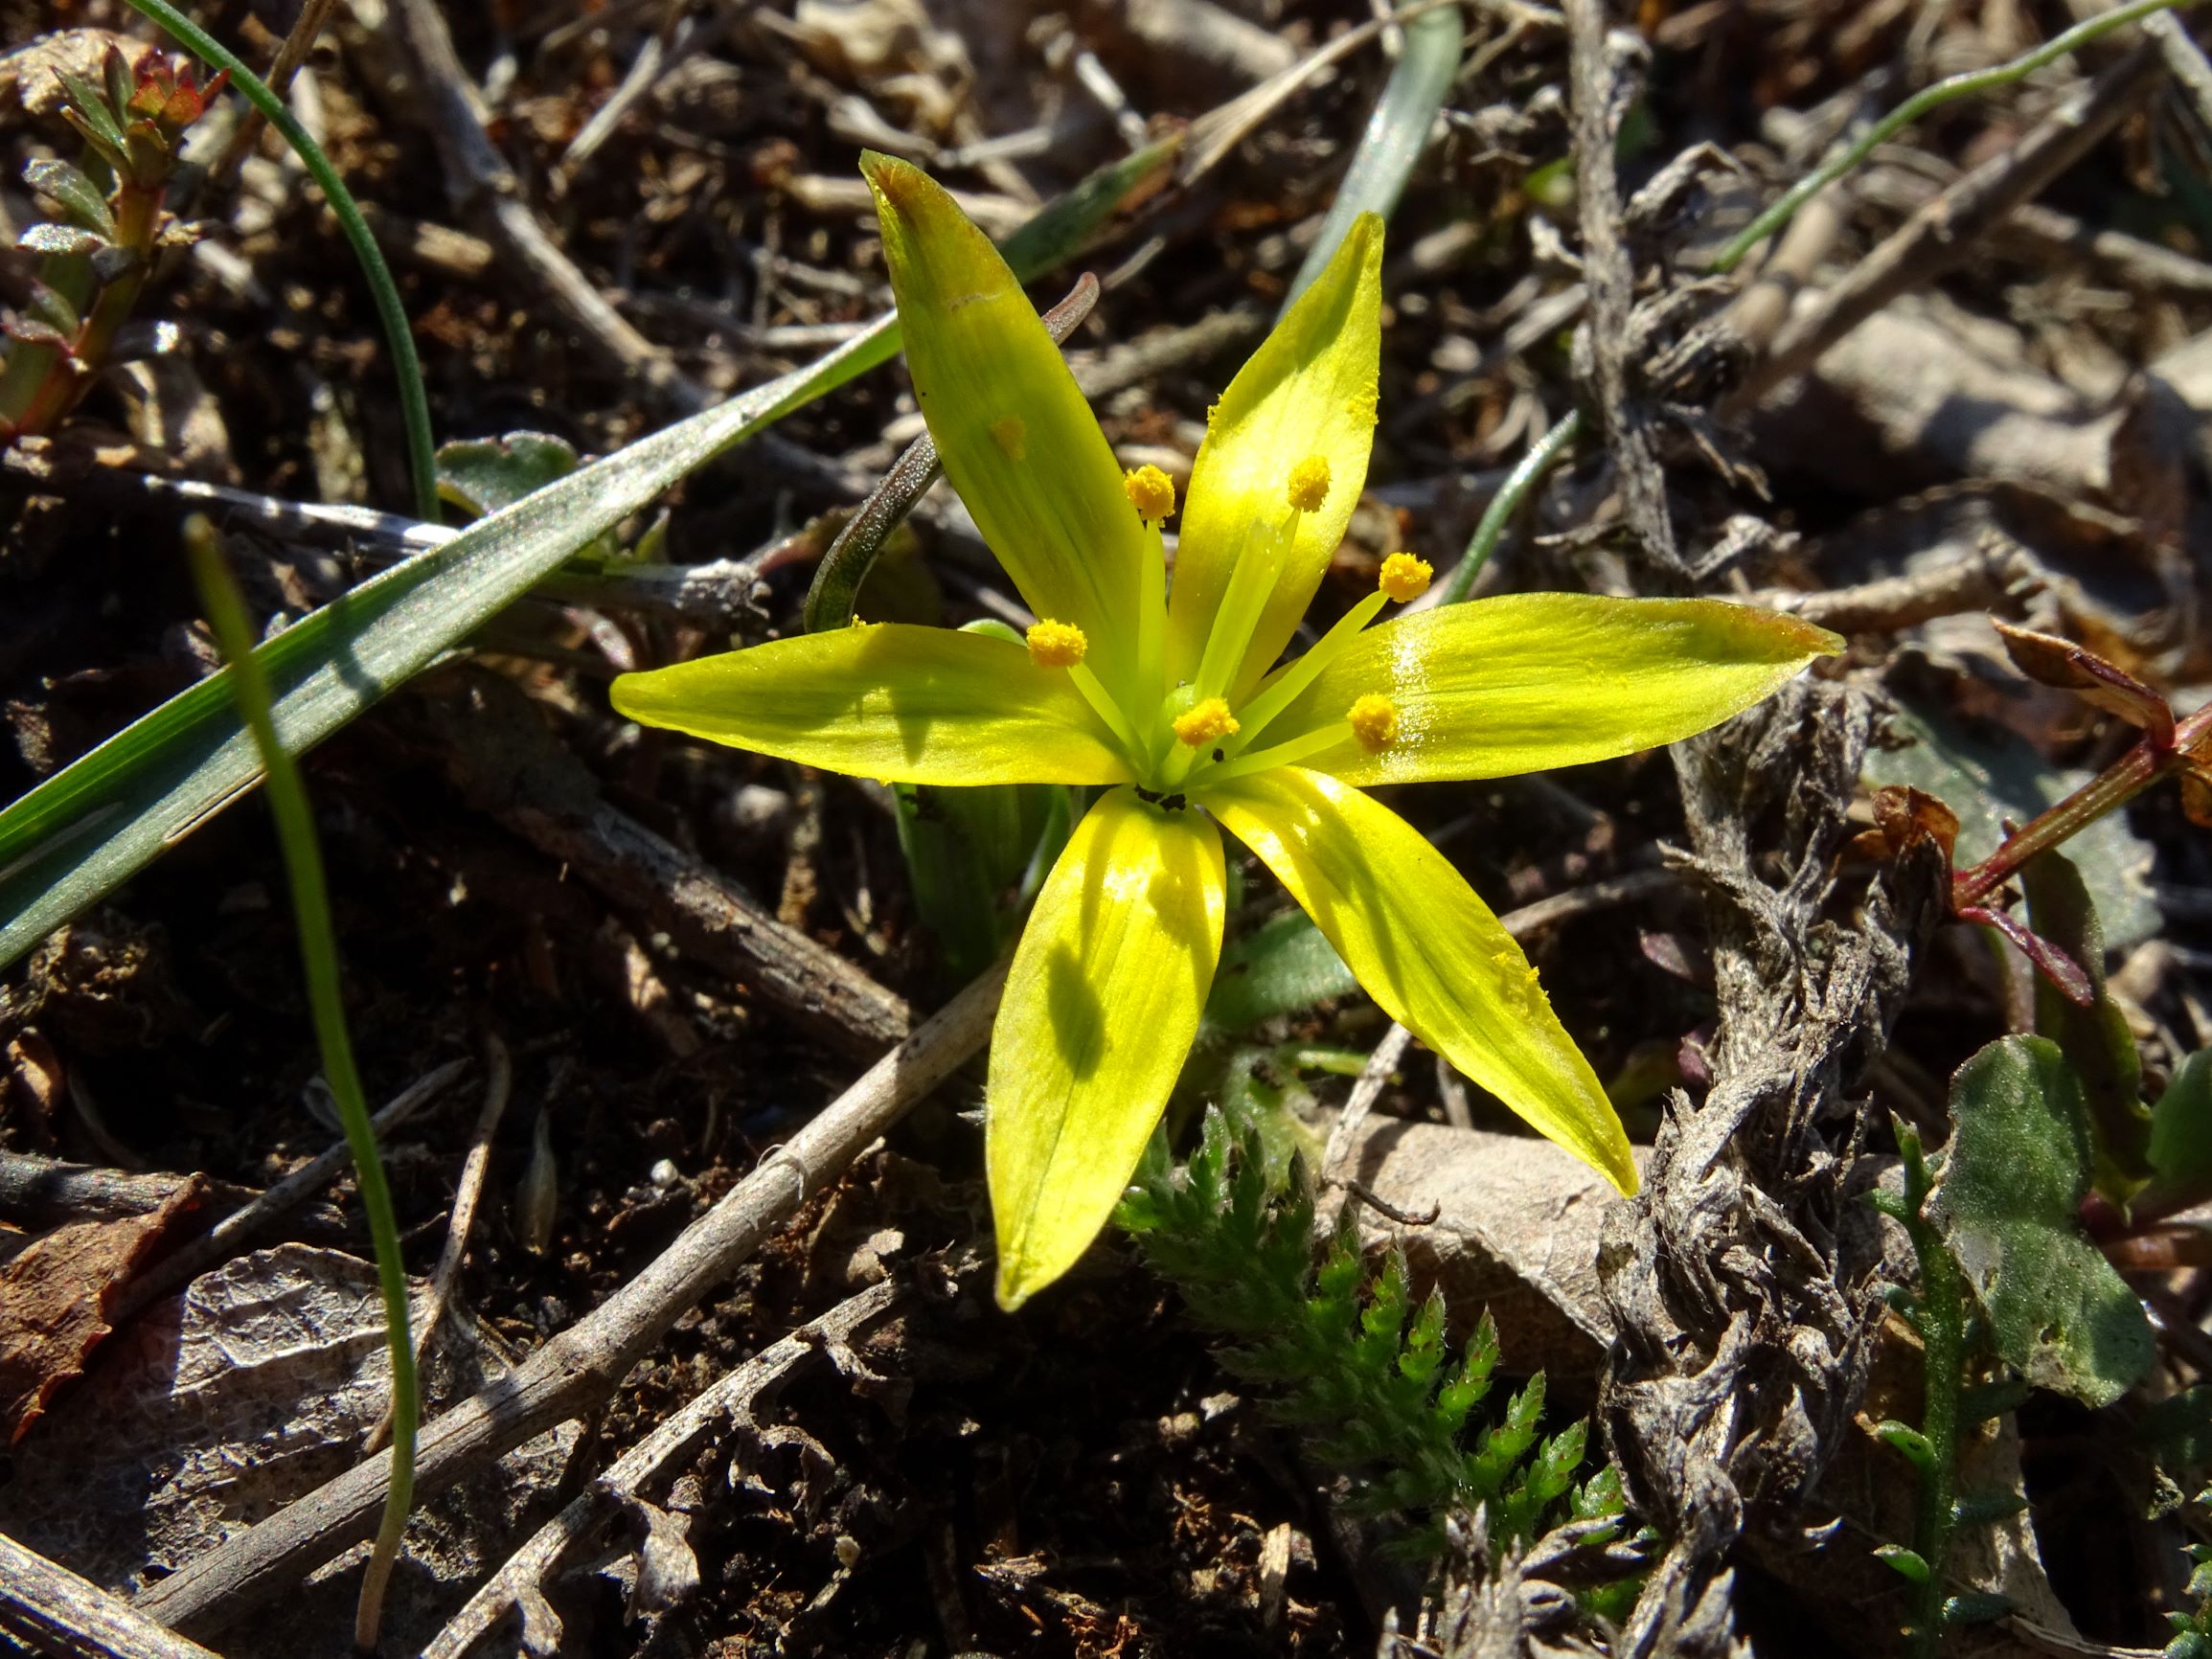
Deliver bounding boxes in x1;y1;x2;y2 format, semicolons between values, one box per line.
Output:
1286;456;1331;513
1378;552;1433;602
1348;693;1400;752
1344;385;1380;427
1173;697;1240;747
1124;464;1176;524
1025;619;1088;669
989;416;1027;461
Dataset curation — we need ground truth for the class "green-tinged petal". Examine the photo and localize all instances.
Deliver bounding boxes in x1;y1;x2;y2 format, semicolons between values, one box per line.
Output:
863;152;1149;701
1203;767;1635;1193
990;786;1225;1307
1262;594;1840;785
1167;215;1383;698
611;623;1131;785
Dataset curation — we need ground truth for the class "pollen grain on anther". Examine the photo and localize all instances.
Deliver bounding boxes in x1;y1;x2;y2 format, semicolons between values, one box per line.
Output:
1124;464;1176;523
1172;696;1240;746
1378;553;1432;602
1348;693;1400;752
1287;456;1331;512
1025;619;1088;669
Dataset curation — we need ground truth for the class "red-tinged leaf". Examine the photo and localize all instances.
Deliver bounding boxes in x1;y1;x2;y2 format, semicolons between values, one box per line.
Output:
1958;903;2095;1008
0;1176;208;1442
1992;618;2175;746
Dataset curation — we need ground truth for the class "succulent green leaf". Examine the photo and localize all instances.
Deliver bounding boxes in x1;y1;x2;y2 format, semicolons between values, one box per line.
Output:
2150;1051;2212;1203
2020;849;2150;1192
19;223;107;259
1941;1591;2017;1627
436;432;582;518
1875;1544;1931;1584
24;158;116;238
1202;907;1358;1033
1929;1035;2155;1407
57;71;126;151
1875;1420;1936;1470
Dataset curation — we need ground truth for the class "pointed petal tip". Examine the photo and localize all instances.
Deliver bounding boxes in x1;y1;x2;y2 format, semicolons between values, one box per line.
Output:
1604;1144;1640;1197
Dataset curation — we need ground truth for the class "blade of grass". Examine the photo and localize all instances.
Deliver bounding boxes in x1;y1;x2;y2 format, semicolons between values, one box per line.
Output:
124;0;438;521
1435;408;1582;605
1708;0;2196;275
181;516;417;1652
0;140;1180;972
1282;0;1463;311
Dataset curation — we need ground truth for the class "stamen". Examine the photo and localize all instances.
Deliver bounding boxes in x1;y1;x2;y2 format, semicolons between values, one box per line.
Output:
1220;589;1388;755
990;416;1027;461
1124;465;1176;524
1172;697;1240;747
1065;662;1147;762
1348;693;1400;752
1025;619;1087;669
1378;552;1432;602
1193;511;1294;699
1197;721;1350;784
1287;455;1331;512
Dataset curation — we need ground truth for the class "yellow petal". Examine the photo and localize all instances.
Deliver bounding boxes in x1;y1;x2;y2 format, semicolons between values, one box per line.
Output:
1203;767;1635;1193
990;786;1225;1307
863;152;1150;702
610;623;1132;784
1264;594;1840;784
1166;216;1383;698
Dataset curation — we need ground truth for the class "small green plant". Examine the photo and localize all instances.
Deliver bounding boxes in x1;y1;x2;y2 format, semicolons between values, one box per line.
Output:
0;44;225;442
2171;1505;2212;1658
1117;1104;1627;1566
184;517;418;1652
1868;1116;2033;1655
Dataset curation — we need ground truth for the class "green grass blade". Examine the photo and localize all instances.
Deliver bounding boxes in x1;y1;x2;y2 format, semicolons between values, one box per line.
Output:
1708;0;2191;275
1283;3;1463;311
0;144;1176;971
124;0;440;521
183;517;418;1648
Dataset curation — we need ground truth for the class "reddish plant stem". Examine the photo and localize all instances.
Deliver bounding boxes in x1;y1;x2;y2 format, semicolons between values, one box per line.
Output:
1951;703;2210;910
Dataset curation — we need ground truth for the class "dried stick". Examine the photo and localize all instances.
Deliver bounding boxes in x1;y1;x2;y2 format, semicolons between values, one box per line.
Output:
1598;684;1948;1657
111;1058;468;1322
1563;0;1683;580
365;1034;513;1457
406;668;911;1054
134;963;1005;1638
388;0;708;414
0;1533;223;1659
421;1278;903;1659
1730;42;2164;409
210;0;343;187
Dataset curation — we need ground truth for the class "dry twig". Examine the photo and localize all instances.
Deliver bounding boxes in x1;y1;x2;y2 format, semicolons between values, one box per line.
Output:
132;964;1003;1638
421;1277;904;1659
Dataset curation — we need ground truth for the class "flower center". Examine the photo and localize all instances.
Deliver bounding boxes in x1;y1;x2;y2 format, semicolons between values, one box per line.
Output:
1022;459;1421;791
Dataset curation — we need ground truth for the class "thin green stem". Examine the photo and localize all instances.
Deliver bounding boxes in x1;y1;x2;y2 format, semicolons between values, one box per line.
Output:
1898;1126;1965;1658
183;516;417;1650
125;0;437;521
1437;409;1582;606
1710;0;2198;275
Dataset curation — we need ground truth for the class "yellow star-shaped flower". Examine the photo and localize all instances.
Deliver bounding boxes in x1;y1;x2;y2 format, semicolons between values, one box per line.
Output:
612;154;1841;1309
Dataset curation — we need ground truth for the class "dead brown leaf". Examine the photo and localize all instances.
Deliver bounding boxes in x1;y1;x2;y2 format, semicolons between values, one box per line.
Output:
0;1173;205;1442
